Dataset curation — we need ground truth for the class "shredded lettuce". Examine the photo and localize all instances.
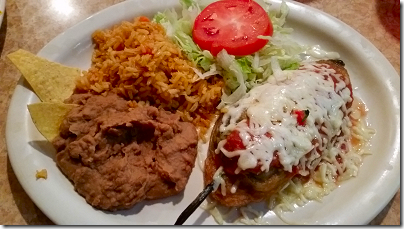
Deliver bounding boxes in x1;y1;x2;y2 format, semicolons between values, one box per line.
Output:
179;0;195;8
216;50;247;105
153;6;214;71
154;0;307;107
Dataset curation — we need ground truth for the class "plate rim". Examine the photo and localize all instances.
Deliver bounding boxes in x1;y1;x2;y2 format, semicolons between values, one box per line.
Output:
5;0;400;225
0;0;6;28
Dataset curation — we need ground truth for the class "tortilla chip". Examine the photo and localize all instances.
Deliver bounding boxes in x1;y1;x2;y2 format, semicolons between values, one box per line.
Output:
27;102;78;141
7;49;81;103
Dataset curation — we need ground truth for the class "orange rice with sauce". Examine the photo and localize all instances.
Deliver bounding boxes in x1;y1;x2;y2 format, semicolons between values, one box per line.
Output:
75;16;224;135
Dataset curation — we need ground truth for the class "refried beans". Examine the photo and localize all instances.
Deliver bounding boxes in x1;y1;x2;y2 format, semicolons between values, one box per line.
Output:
52;93;198;211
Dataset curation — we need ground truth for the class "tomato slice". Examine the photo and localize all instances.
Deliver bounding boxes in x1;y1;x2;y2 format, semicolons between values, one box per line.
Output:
193;0;273;56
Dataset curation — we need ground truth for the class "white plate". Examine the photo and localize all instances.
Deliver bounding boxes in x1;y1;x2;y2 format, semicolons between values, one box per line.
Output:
0;0;5;27
6;0;400;225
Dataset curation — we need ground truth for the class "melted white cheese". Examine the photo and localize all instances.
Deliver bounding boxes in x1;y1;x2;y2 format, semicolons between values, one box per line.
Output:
212;166;226;196
304;45;340;60
218;62;353;175
230;180;240;194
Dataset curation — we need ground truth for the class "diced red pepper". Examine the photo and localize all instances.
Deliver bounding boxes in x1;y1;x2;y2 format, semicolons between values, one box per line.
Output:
292;165;299;175
293;109;309;126
223;130;246;152
270;152;281;168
